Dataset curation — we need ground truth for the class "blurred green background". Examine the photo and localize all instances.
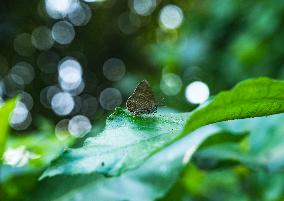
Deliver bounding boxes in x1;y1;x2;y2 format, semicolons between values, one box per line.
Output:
1;0;284;200
2;0;284;126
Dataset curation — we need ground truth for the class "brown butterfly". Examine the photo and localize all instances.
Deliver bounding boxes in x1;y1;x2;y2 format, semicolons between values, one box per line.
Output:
126;80;158;115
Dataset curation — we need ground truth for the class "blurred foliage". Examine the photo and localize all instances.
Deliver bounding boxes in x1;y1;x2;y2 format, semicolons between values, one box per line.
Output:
1;0;284;118
0;118;73;201
162;114;284;201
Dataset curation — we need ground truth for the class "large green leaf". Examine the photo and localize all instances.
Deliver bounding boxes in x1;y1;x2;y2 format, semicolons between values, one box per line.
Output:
40;108;190;179
0;98;17;160
41;77;284;179
34;125;220;201
35;114;284;201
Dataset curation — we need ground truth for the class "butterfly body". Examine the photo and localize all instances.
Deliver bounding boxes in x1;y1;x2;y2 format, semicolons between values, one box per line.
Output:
126;80;158;115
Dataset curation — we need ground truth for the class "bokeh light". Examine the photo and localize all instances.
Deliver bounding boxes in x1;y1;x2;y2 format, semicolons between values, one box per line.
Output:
10;101;32;130
60;79;85;96
99;88;122;110
55;119;71;141
52;21;75;45
31;26;54;50
131;0;156;16
12;113;32;131
58;57;83;93
159;5;184;30
45;0;76;19
58;58;82;85
51;92;75;115
19;91;34;110
8;73;25;88
68;2;92;26
9;62;35;85
68;115;91;138
160;73;183;96
40;85;61;109
103;58;126;81
185;81;210;104
10;102;29;125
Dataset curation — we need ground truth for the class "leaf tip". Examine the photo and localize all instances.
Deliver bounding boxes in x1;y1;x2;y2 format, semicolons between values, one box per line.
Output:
107;107;128;120
39;168;60;181
38;171;49;181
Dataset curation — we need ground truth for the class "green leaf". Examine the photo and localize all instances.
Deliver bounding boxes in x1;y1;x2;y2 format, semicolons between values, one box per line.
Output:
41;77;284;179
34;126;220;201
0;98;17;161
181;77;284;137
40;108;190;179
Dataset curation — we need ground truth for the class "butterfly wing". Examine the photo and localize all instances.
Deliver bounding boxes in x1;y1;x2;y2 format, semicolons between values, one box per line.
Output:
126;80;157;115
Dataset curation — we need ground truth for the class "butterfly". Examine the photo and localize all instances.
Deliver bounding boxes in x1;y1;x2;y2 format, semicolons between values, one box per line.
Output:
126;80;158;115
